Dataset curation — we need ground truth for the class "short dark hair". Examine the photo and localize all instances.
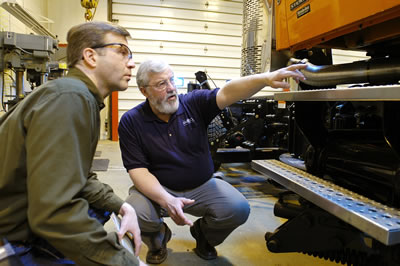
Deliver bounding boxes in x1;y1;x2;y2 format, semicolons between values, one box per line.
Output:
66;21;131;68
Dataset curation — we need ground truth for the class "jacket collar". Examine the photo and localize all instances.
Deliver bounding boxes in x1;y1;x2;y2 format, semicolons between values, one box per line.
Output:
67;67;105;110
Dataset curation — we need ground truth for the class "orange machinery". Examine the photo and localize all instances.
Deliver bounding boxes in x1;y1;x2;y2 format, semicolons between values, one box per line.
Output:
275;0;400;53
249;1;400;265
266;0;400;88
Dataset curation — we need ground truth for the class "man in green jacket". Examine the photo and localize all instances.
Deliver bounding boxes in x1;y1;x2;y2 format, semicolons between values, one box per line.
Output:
0;21;145;265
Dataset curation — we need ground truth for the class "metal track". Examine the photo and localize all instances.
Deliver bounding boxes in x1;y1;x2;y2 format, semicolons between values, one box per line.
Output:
251;159;400;246
274;85;400;101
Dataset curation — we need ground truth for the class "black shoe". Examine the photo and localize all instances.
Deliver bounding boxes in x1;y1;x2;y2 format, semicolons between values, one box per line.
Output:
190;219;217;260
146;223;172;264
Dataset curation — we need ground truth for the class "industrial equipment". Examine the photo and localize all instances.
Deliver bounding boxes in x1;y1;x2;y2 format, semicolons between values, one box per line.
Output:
208;96;290;170
0;32;58;110
192;69;289;170
242;0;400;265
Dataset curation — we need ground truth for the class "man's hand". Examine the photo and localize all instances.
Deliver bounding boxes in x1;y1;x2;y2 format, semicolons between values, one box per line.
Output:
139;258;147;266
164;197;195;226
118;202;142;257
266;63;307;89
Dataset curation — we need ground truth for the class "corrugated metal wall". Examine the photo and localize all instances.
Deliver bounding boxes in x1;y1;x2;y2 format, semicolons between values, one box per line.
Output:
110;0;243;120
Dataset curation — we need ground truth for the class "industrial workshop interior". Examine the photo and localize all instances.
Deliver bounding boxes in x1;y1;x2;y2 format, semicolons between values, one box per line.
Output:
1;0;400;265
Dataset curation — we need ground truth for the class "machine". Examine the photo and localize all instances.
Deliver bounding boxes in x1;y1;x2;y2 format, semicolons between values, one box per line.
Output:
0;32;58;110
207;96;291;171
240;0;400;265
193;69;290;170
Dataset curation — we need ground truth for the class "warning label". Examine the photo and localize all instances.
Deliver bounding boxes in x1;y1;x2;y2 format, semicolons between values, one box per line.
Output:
290;0;308;11
297;4;310;18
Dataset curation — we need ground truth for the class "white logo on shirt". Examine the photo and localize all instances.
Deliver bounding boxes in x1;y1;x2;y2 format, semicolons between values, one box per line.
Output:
182;117;195;126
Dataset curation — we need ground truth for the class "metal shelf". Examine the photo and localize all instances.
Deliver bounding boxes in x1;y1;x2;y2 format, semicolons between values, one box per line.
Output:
274;85;400;101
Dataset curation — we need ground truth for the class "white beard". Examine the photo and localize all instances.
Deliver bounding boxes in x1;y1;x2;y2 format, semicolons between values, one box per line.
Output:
149;93;179;114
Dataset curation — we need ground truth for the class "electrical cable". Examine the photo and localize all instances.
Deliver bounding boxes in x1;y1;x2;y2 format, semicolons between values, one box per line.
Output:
204;72;236;128
1;72;5;112
1;71;16;112
91;6;97;21
13;46;33;55
205;72;218;88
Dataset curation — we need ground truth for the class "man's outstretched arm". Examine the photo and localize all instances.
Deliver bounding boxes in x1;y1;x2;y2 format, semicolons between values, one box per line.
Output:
216;64;306;109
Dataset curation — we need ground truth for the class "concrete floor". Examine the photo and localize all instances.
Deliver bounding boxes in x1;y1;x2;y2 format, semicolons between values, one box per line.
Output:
95;140;342;266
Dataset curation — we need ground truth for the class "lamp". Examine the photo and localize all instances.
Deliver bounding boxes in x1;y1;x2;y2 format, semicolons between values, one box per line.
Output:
0;0;56;39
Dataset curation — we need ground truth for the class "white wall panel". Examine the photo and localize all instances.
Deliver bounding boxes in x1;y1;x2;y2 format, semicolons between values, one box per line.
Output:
114;0;243;14
119;89;144;100
111;0;244;120
127;29;241;46
167;65;241;79
131;40;241;58
133;53;240;68
128;64;240;82
112;3;242;23
115;15;242;36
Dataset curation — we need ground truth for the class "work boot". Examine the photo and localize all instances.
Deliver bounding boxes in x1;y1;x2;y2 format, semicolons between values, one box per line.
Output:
190;219;217;260
145;223;172;264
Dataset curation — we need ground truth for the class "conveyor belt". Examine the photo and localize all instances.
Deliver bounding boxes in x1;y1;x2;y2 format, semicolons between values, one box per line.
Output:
274;85;400;101
251;159;400;246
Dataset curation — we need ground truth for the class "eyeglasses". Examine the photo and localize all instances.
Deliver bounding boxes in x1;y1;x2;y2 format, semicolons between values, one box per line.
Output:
91;42;133;61
145;76;175;91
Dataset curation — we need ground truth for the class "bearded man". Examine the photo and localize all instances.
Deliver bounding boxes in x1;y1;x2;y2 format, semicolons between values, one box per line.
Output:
118;59;306;264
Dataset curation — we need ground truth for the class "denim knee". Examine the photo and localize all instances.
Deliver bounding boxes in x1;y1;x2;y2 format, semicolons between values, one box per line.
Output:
215;197;250;227
232;198;250;225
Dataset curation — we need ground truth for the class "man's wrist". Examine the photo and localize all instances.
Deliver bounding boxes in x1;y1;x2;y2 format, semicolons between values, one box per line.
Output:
119;202;133;215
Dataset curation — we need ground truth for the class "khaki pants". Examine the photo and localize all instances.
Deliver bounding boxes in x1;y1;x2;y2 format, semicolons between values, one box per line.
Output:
126;177;250;249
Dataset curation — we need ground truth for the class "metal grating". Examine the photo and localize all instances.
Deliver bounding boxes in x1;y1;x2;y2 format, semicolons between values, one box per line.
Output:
207;114;227;144
241;0;264;76
252;159;400;246
242;0;263;33
241;46;262;75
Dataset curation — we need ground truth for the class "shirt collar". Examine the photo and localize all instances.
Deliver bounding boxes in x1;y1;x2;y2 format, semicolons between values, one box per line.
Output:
66;67;105;110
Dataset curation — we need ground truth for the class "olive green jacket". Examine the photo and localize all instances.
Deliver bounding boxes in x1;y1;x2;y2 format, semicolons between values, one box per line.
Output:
0;68;139;265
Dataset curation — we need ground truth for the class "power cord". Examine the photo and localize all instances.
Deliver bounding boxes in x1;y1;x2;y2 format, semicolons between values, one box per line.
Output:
205;72;218;88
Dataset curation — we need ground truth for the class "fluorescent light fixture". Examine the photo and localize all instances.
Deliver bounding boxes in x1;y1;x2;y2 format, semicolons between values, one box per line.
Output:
174;77;185;87
1;0;56;39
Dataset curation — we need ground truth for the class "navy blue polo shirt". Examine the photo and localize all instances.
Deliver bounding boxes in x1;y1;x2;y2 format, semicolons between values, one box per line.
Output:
119;88;221;191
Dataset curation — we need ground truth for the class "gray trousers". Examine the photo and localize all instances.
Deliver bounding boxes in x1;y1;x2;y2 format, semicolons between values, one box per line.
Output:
125;177;250;249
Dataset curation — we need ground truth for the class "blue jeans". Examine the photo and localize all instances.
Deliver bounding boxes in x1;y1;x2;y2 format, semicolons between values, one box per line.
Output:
6;207;110;265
